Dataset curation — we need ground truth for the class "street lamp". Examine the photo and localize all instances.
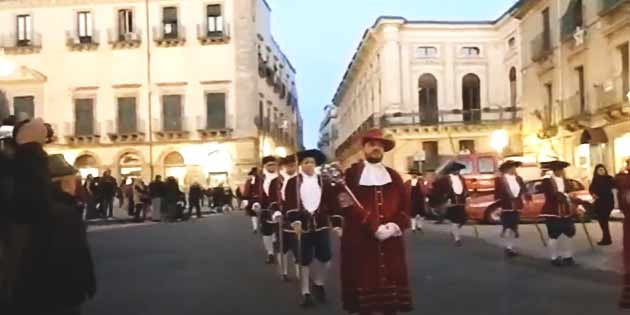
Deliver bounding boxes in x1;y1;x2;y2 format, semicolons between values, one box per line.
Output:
491;129;509;156
275;146;287;158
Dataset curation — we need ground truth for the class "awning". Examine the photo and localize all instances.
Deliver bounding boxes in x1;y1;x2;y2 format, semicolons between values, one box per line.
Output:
580;127;608;145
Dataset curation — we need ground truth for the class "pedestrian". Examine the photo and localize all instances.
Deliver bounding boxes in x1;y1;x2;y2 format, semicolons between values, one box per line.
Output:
164;177;182;222
242;167;261;234
540;160;579;267
248;157;281;264
616;158;630;308
83;174;98;220
149;175;165;222
590;164;615;246
188;182;203;219
404;168;426;233
495;160;531;257
11;154;96;315
432;160;468;246
337;129;413;315
281;149;335;307
212;183;226;213
99;169;117;218
123;178;135;217
273;155;299;281
132;178;148;222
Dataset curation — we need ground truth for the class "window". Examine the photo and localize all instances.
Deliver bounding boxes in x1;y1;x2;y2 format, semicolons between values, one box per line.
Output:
621;43;629;99
456;159;474;175
75;98;95;136
461;46;481;57
542;8;551;51
118;9;134;39
462;74;481;122
117;97;137;133
16;15;32;45
479;157;496;174
459;140;475;154
418;74;438;124
206;93;226;129
545;83;553;124
207;4;224;34
162;95;182;131
422;141;439;172
576;66;585;112
13;96;34;119
416;46;437;58
509;67;517;108
162;7;178;38
77;11;93;40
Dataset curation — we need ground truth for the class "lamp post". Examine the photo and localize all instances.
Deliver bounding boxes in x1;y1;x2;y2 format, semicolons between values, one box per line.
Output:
491;129;509;157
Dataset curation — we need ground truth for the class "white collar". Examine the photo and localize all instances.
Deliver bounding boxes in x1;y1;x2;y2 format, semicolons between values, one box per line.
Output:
449;174;463;195
359;161;392;186
280;172;297;200
504;174;520;196
300;172;321;213
262;170;278;196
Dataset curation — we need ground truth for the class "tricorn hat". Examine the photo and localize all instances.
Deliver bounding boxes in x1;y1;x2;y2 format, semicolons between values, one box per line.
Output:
361;129;395;152
262;155;278;166
498;160;523;173
279;155;297;166
247;167;258;176
437;160;466;176
297;149;327;166
48;154;78;178
540;160;570;171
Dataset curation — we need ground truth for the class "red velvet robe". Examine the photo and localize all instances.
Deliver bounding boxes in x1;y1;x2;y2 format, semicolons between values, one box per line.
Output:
616;170;630;307
338;162;413;313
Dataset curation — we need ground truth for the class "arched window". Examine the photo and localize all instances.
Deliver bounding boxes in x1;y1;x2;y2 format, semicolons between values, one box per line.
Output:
509;67;517;109
462;73;481;122
163;151;186;185
74;154;99;178
418;74;438;124
119;152;143;178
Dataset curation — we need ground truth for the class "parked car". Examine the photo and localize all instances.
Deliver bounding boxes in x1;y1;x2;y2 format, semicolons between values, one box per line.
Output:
466;178;594;224
453;154;499;194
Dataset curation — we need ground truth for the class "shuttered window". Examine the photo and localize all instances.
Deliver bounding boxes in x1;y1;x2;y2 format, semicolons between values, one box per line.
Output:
117;97;137;133
422;141;439;172
162;95;182;131
75;98;94;136
162;7;178;38
206;93;226;129
13;96;34;119
207;4;223;33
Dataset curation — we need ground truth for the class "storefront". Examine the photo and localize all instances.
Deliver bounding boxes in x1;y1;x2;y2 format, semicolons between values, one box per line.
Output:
119;152;143;179
74;154;99;179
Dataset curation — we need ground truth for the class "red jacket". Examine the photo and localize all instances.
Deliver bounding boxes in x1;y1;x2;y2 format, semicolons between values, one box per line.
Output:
337;162;412;313
494;175;529;211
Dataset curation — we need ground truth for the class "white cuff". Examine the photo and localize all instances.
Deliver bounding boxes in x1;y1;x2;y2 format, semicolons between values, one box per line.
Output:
374;225;390;241
272;211;282;221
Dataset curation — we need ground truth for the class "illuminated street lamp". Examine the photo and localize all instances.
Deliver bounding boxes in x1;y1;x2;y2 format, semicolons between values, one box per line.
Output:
0;58;17;77
491;129;509;156
275;146;287;158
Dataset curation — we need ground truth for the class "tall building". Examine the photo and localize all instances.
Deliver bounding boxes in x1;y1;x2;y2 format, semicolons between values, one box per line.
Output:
317;104;337;160
0;0;302;188
515;0;630;182
330;11;523;172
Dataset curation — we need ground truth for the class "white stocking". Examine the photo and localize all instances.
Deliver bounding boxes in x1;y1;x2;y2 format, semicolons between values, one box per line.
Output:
251;217;258;231
301;266;311;295
311;260;331;286
561;235;574;258
451;223;461;241
411;218;417;230
548;238;559;260
262;235;274;256
504;230;515;250
416;215;424;229
281;253;288;275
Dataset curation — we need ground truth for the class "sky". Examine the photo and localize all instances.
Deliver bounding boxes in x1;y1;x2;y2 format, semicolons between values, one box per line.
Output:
266;0;519;148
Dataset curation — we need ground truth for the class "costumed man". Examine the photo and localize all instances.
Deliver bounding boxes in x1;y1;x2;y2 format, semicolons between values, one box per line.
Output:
282;149;336;307
271;155;299;281
540;160;578;267
337;129;413;315
616;158;630;308
432;161;468;246
405;168;426;233
494;160;531;257
242;167;260;234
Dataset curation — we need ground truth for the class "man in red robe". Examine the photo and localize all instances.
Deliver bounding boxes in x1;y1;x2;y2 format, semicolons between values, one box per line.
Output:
337;129;412;315
616;158;630;308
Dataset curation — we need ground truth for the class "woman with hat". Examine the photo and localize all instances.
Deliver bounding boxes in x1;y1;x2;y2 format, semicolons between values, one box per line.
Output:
540;160;578;267
11;154;96;315
405;167;426;233
432;160;469;247
283;149;336;307
495;160;531;257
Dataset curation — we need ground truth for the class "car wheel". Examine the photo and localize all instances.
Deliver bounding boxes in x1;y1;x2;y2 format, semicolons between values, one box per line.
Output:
484;206;501;224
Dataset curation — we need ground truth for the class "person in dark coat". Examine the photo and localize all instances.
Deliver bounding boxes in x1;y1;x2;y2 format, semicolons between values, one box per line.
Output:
432;161;469;246
149;175;166;222
242;167;261;233
164;177;182;222
188;182;204;218
11;154;96;315
83;174;98;220
212;184;226;212
404;168;426;233
494;160;531;257
590;164;615;246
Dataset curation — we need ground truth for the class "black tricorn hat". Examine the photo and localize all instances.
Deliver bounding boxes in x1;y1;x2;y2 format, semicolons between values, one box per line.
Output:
248;167;258;176
262;156;278;165
279;154;297;166
48;154;78;178
297;149;327;166
499;160;523;173
437;160;466;176
540;160;571;171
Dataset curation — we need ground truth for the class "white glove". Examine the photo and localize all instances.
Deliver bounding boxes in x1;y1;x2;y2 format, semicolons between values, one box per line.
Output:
385;222;402;237
272;211;282;222
240;200;249;209
375;225;392;241
252;202;261;212
333;227;343;238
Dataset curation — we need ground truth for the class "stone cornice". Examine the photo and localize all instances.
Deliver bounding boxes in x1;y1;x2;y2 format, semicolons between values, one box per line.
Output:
0;0;151;9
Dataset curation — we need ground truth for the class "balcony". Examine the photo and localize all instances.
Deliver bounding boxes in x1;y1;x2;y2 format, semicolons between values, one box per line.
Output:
599;0;630;16
66;31;100;51
196;23;230;45
107;29;142;49
379;107;522;129
64;121;101;145
196;114;233;139
598;0;630;36
153;25;186;47
105;119;146;143
1;33;42;54
596;76;630;121
559;93;589;131
530;32;553;62
153;117;191;141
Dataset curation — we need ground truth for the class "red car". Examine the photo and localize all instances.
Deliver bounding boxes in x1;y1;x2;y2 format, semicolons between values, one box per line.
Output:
453;154;499;194
467;178;593;223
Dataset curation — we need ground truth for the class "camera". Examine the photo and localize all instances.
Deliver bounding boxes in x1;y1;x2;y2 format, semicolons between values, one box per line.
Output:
0;115;55;144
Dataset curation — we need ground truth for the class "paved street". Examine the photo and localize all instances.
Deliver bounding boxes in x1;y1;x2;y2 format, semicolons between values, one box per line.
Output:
85;213;624;315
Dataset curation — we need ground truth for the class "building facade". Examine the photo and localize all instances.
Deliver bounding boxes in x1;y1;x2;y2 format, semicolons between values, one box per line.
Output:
515;0;630;183
330;13;523;173
0;0;302;188
317;104;337;160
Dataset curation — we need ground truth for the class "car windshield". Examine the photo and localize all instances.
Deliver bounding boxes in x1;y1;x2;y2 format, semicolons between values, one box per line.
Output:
527;181;544;194
479;157;495;174
456;159;473;175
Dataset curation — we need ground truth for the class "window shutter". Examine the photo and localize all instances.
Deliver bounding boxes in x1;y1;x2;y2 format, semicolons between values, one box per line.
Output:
13;96;34;119
163;7;178;23
162;95;182;131
75;99;94;136
206;93;226;129
117;97;137;133
207;4;221;17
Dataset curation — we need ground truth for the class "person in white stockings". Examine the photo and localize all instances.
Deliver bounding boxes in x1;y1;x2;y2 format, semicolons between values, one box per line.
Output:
405;168;426;233
494;160;531;257
432;161;468;247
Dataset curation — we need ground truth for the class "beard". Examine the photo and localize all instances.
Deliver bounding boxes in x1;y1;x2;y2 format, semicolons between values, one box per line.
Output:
365;154;383;164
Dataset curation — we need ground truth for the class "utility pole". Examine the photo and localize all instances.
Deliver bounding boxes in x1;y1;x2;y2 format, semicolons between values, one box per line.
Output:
145;0;155;179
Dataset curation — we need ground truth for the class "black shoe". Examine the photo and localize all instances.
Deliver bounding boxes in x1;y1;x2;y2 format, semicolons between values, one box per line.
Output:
265;255;275;264
563;257;576;266
598;239;612;246
504;248;518;258
312;285;327;303
282;274;290;282
300;294;314;308
454;240;463;247
551;258;563;267
252;230;258;235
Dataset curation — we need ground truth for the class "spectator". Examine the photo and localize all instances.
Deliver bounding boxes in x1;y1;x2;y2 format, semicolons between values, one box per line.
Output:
164;177;182;222
123;178;134;217
212;184;226;213
149;175;166;222
188;182;203;219
590;164;615;246
133;179;149;222
83;174;98;220
98;170;117;218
